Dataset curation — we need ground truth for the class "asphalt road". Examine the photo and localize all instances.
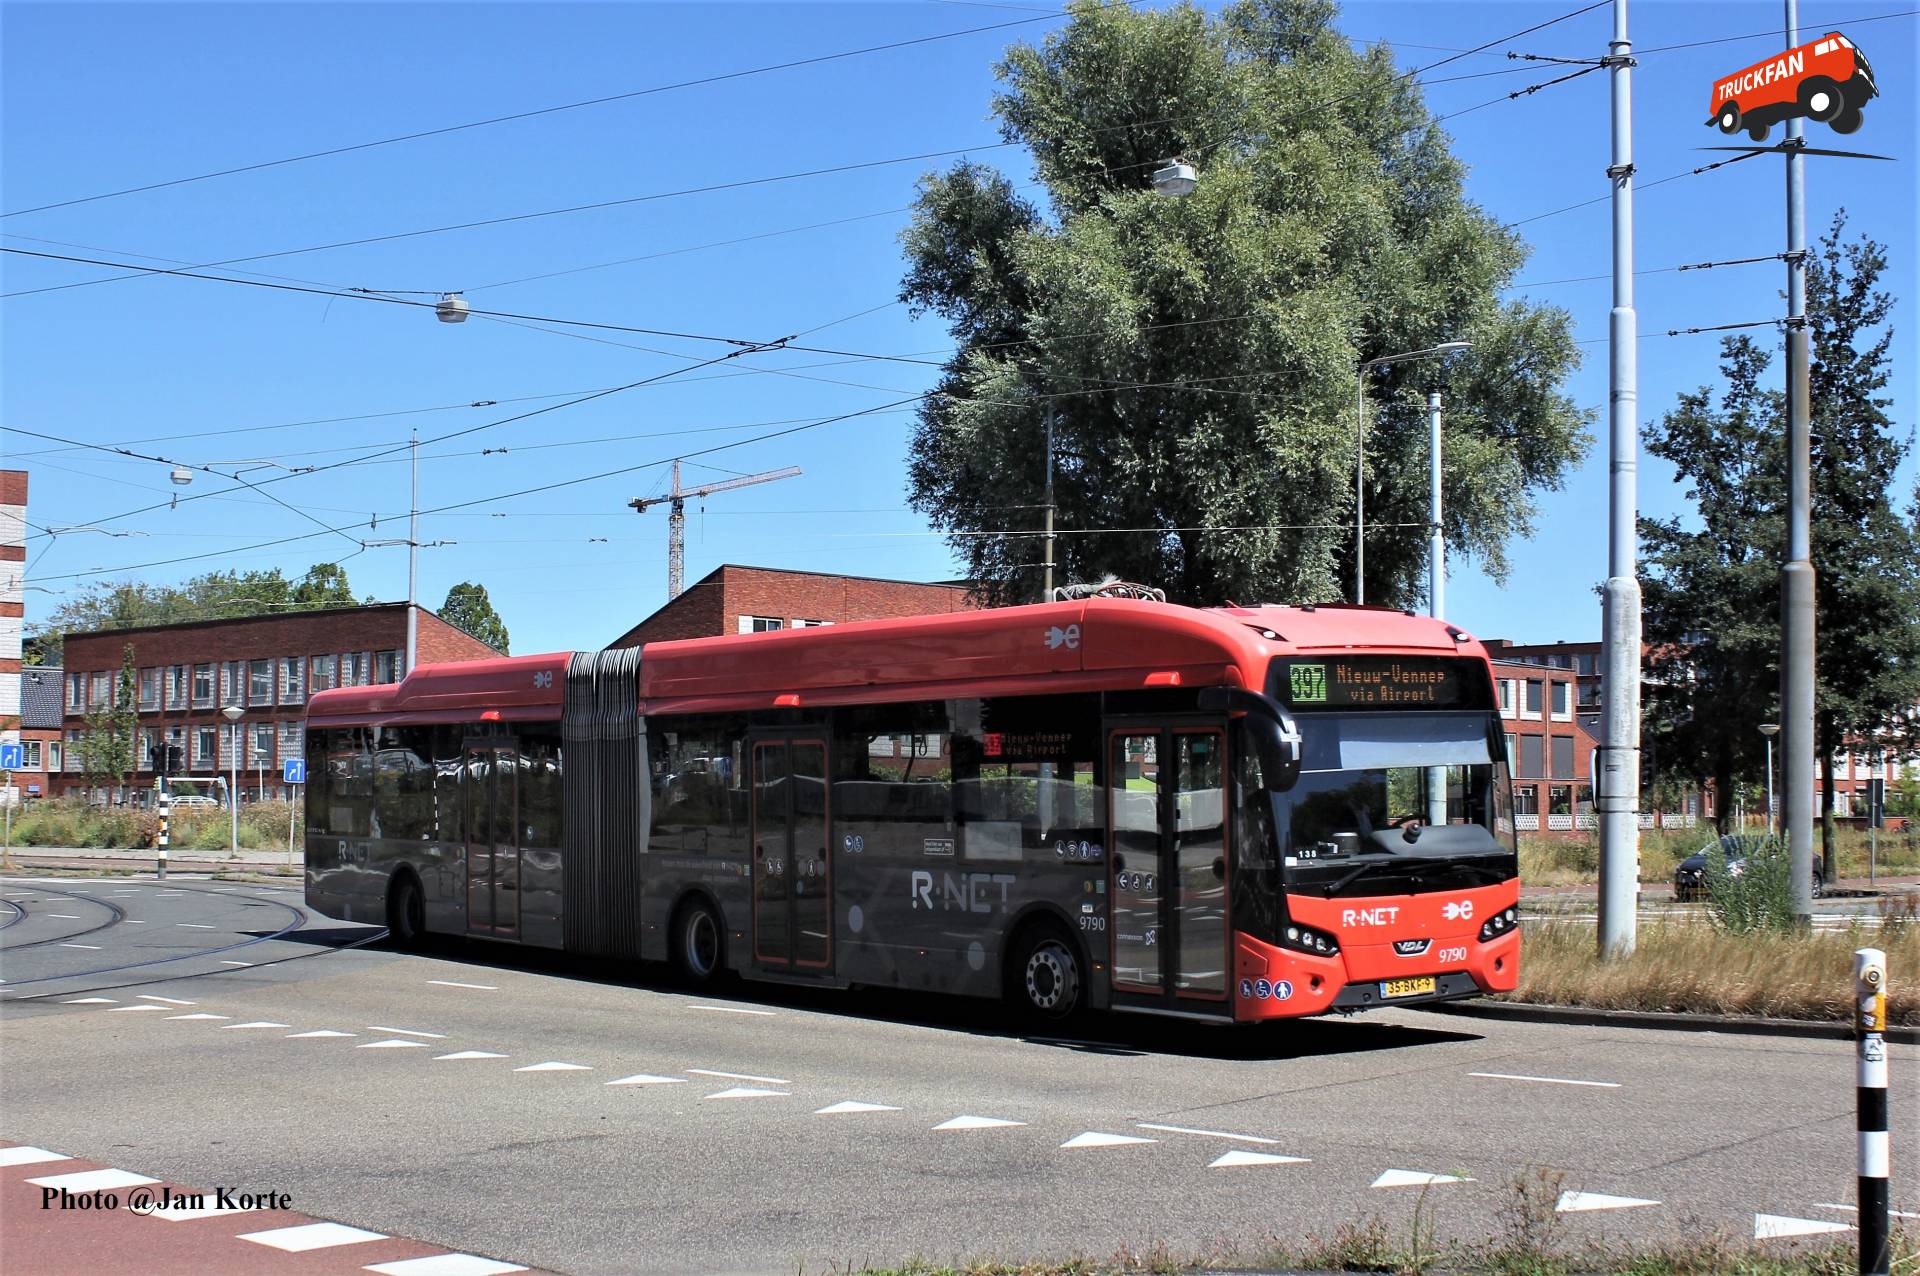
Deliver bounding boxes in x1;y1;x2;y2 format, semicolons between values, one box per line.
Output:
2;873;1913;1275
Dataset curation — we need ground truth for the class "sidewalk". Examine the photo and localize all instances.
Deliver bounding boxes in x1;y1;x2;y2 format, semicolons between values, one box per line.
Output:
0;845;300;875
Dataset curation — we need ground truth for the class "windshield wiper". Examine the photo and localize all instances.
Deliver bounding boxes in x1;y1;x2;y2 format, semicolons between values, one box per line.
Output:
1314;853;1507;897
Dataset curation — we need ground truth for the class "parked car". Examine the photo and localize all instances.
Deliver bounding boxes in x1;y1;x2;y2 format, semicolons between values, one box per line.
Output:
167;794;221;810
1673;833;1824;901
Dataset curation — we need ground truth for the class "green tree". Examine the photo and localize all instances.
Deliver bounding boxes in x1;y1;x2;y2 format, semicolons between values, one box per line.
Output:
439;582;509;654
77;643;139;801
293;562;356;606
1642;212;1920;867
26;562;360;663
898;0;1588;605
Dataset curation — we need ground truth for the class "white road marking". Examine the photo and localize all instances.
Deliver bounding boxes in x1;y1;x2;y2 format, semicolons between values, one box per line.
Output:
222;1022;291;1029
165;1013;230;1021
177;923;216;929
58;943;102;950
285;1030;356;1039
1813;1203;1920;1219
367;1026;446;1039
221;960;253;967
109;1005;169;1013
514;1061;591;1072
138;995;195;1005
238;1221;388;1252
1060;1132;1156;1149
1556;1191;1659;1213
359;1039;430;1049
1374;1169;1474;1188
149;1202;260;1222
1135;1123;1278;1144
1471;1072;1620;1088
63;998;116;1005
1210;1150;1309;1168
124;920;147;924
703;1086;788;1100
27;1168;160;1192
688;1004;776;1016
428;980;497;990
0;1147;70;1167
47;913;82;919
1755;1214;1852;1239
932;1115;1024;1130
815;1101;901;1115
365;1254;529;1276
436;1051;510;1061
687;1068;790;1085
606;1074;685;1086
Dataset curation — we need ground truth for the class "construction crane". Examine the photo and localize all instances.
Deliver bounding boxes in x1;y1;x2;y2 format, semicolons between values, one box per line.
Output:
629;460;801;599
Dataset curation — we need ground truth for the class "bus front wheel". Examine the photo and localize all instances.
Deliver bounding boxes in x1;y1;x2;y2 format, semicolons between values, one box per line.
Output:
386;874;425;948
672;896;724;987
1715;103;1741;134
1009;922;1085;1021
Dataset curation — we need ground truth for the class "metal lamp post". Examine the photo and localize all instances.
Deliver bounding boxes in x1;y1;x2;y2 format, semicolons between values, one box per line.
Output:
1355;342;1471;604
1759;722;1780;837
220;704;244;854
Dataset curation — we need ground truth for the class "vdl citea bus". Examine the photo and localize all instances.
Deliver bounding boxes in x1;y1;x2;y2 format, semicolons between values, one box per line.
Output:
303;598;1521;1023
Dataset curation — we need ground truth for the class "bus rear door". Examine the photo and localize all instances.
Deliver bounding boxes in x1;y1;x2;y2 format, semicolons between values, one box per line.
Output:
1107;723;1230;1009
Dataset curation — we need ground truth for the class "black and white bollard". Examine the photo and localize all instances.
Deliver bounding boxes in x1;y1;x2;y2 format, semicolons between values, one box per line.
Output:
156;784;170;881
1855;946;1890;1276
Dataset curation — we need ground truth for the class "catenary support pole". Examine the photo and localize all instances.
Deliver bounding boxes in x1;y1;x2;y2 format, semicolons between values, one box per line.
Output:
1597;0;1642;958
1042;411;1056;602
406;430;419;674
1427;390;1448;827
1781;0;1818;924
1354;374;1367;605
1855;947;1890;1276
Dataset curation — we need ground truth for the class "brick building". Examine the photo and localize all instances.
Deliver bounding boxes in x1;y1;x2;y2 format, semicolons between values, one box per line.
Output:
607;564;978;648
11;665;64;802
1490;657;1603;833
2;470;24;758
55;604;498;803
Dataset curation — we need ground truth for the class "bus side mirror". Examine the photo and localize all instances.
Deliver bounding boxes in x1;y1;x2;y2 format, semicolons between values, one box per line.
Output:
1197;687;1301;792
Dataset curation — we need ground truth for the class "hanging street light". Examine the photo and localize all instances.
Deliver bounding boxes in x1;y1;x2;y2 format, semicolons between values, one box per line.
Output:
1151;157;1197;197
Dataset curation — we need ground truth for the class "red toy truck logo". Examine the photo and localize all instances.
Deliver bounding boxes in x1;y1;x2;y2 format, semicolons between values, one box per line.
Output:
1709;32;1877;140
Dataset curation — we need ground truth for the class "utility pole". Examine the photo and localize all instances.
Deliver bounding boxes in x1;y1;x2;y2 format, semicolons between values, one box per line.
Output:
630;462;802;601
1779;0;1817;924
1042;412;1056;601
406;430;419;675
1597;0;1642;959
1427;391;1445;620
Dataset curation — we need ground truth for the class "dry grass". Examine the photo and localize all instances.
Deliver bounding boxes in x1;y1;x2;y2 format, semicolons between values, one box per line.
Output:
1521;826;1920;889
1508;903;1919;1024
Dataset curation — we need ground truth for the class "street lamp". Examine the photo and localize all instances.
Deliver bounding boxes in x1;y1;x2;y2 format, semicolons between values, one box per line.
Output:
220;704;245;854
1151;157;1197;197
1759;722;1781;837
1355;341;1471;604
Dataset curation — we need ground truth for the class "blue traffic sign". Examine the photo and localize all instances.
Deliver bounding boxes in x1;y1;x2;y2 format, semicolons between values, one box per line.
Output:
282;758;306;785
0;743;21;770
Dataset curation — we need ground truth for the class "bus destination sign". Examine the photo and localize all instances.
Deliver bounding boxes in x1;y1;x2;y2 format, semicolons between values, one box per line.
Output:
1271;656;1489;711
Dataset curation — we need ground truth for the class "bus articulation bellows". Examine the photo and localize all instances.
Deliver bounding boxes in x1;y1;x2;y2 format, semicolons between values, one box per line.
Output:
303;598;1521;1023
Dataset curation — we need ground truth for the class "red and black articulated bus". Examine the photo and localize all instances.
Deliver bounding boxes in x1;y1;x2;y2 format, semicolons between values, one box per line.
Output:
1708;31;1877;139
303;598;1521;1023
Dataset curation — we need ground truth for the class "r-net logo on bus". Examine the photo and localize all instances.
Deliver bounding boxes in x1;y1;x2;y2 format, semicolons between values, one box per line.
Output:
1288;663;1329;704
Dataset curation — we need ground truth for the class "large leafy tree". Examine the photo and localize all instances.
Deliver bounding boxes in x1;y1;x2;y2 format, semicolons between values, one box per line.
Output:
1642;213;1920;865
77;643;139;801
439;582;510;654
899;0;1588;605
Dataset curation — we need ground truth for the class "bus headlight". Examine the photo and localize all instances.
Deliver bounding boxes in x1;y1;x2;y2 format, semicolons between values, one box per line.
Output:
1478;907;1519;942
1280;922;1340;956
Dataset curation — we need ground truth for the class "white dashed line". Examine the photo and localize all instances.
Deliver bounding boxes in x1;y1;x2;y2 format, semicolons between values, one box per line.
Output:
124;919;147;924
109;1005;169;1013
221;960;253;967
1061;1132;1155;1149
0;1147;70;1167
514;1061;590;1072
238;1221;387;1252
1136;1123;1278;1144
62;998;115;1005
27;1168;160;1192
1755;1214;1851;1239
932;1115;1024;1130
177;923;216;929
365;1254;529;1275
687;1068;790;1085
688;1004;775;1016
1470;1072;1621;1088
436;1051;509;1061
703;1086;787;1100
814;1100;900;1114
1374;1170;1473;1188
367;1026;447;1039
47;913;82;919
59;943;102;950
1211;1150;1309;1168
427;980;497;990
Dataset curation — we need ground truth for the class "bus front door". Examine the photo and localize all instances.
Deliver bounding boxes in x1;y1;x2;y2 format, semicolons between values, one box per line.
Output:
1108;727;1229;1003
749;738;830;972
464;744;520;938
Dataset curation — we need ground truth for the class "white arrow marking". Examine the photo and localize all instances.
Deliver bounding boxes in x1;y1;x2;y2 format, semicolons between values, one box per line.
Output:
607;1074;685;1086
435;1051;508;1060
108;1005;169;1013
366;1026;445;1039
1756;1214;1853;1239
1060;1132;1156;1149
703;1086;787;1099
63;998;115;1005
137;995;195;1005
165;1013;229;1021
515;1061;590;1072
222;1022;290;1029
1210;1150;1309;1168
1374;1169;1473;1188
285;1030;355;1039
1556;1191;1660;1213
358;1039;429;1049
932;1115;1025;1130
687;1068;789;1085
1136;1123;1278;1144
815;1101;902;1115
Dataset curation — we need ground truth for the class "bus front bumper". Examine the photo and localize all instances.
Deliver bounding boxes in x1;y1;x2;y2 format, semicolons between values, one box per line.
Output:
1232;926;1520;1020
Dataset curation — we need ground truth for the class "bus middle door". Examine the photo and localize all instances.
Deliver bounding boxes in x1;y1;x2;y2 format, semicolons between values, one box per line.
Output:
749;737;831;973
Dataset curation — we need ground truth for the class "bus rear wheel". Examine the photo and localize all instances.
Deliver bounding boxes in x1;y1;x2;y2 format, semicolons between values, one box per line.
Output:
1009;923;1085;1022
673;897;724;987
386;874;425;948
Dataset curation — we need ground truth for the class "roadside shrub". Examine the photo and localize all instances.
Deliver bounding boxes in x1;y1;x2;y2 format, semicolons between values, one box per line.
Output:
1705;835;1797;934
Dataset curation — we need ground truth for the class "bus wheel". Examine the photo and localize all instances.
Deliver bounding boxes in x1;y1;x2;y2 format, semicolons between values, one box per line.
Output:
673;897;724;986
1011;923;1084;1021
1798;77;1843;122
386;874;425;948
1715;103;1741;134
1830;106;1863;134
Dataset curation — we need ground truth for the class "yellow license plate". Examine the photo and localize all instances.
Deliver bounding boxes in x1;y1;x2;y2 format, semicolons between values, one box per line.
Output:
1380;977;1437;999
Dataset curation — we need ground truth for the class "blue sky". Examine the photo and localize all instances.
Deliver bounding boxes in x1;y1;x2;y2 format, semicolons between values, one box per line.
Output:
3;0;1913;655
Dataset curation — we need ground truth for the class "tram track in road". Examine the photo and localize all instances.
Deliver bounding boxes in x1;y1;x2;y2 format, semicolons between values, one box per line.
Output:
0;896;26;930
0;882;127;950
0;877;387;1001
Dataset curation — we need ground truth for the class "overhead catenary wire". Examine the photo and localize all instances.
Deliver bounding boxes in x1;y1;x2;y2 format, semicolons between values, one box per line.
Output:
1506;147;1772;229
